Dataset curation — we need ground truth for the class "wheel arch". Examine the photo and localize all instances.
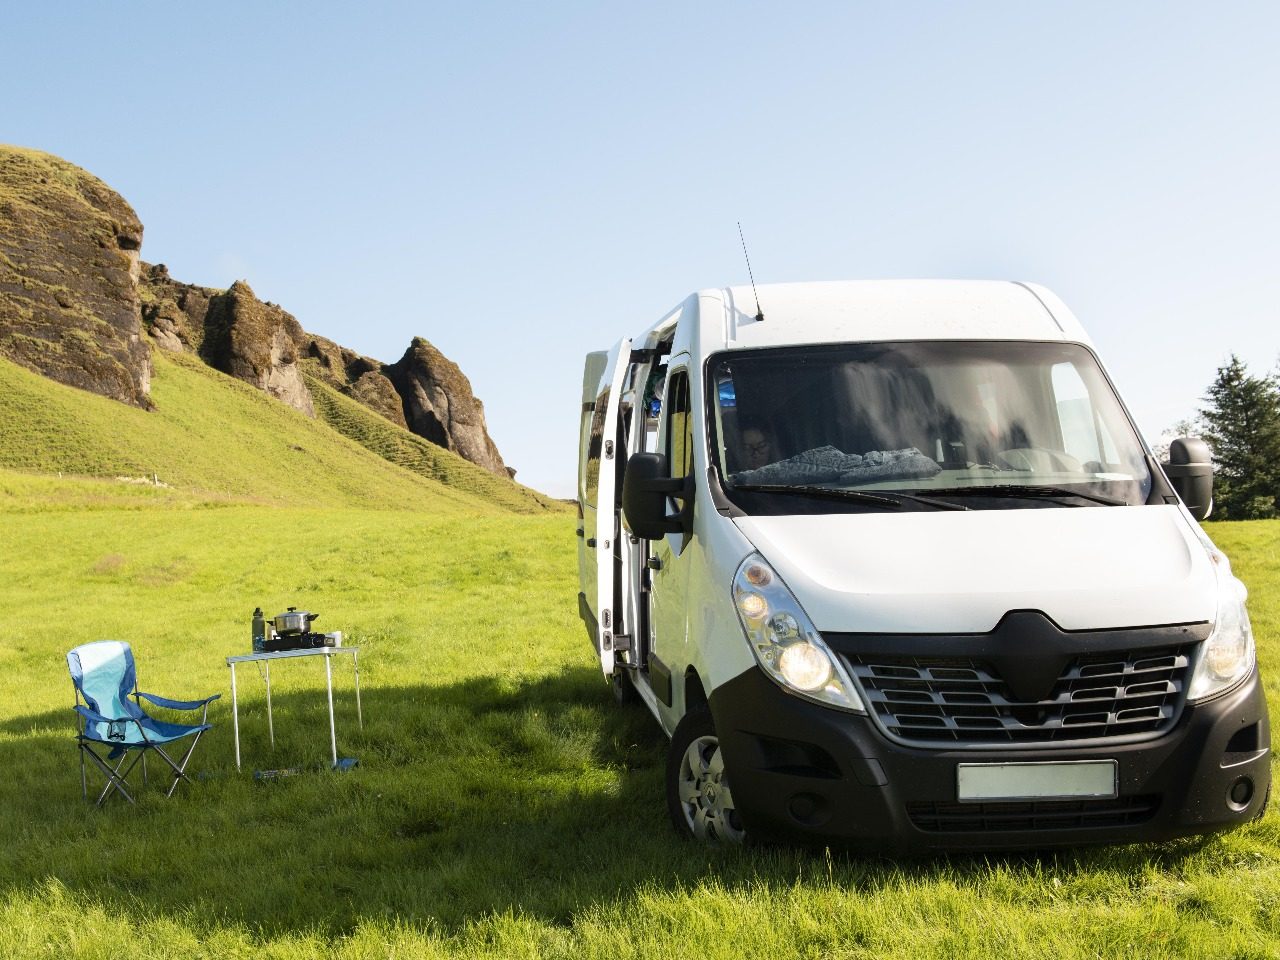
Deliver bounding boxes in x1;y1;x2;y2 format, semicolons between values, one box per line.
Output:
683;667;708;717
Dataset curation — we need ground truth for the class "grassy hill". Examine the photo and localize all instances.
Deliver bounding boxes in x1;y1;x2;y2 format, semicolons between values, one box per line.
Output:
0;349;560;514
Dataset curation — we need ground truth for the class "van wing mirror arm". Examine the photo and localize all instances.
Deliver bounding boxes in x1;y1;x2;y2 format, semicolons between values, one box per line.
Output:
633;476;685;496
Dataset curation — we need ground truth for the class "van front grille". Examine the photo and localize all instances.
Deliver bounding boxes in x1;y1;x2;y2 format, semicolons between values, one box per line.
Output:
844;645;1192;746
907;795;1160;832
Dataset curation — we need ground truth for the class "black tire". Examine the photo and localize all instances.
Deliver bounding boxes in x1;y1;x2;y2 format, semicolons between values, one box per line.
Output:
665;705;746;843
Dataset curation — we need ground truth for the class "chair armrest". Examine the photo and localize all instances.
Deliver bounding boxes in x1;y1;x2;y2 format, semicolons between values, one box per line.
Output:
135;691;221;711
73;704;131;725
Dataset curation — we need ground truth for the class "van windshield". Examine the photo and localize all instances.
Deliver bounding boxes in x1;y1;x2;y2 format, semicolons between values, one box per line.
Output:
709;341;1153;512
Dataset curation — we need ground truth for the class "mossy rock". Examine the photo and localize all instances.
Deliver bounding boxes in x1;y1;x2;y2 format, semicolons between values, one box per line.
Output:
387;336;508;476
0;145;151;407
138;262;219;355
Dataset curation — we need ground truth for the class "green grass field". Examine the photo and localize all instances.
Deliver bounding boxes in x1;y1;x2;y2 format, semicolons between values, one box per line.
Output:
1;483;1277;958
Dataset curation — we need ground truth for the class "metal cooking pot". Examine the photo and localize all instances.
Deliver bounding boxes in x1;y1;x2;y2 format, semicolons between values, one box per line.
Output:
274;607;319;636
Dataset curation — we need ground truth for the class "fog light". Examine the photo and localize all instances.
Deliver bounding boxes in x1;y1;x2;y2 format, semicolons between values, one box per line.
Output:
788;794;816;819
787;792;829;826
1229;776;1254;808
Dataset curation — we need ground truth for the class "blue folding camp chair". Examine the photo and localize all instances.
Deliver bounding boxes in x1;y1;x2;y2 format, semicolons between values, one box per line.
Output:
67;641;220;806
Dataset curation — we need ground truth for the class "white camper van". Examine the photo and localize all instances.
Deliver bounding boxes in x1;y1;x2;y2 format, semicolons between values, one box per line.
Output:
576;280;1269;850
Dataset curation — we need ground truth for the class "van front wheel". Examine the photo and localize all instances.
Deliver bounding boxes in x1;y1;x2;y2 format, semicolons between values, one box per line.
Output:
666;707;746;843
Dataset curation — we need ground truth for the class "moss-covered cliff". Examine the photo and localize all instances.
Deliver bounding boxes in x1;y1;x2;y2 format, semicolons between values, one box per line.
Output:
0;146;151;407
1;144;514;479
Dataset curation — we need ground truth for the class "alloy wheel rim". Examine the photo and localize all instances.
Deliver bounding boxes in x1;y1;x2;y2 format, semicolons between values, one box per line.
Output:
677;734;745;843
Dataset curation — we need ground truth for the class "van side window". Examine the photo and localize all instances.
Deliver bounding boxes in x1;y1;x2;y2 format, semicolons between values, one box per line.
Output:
578;404;595;506
583;387;610;508
666;371;692;479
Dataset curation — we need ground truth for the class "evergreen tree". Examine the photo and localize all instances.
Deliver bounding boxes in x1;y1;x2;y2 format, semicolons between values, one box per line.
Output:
1199;355;1280;519
1152;417;1202;464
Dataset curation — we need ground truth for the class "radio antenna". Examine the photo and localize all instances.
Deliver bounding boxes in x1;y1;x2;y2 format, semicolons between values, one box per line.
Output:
737;221;765;322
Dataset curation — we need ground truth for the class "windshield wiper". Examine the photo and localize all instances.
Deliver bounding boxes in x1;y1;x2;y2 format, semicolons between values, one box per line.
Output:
729;484;969;511
730;483;903;508
916;484;1127;506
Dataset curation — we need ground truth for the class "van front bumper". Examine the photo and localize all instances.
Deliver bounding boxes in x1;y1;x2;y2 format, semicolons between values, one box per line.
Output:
709;665;1271;851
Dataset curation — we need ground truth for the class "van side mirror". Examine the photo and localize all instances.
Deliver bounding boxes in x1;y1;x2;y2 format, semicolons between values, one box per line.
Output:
1162;437;1213;521
622;452;691;540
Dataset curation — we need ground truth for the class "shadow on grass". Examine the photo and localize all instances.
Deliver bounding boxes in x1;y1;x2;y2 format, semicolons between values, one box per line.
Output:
0;665;1224;938
2;666;671;934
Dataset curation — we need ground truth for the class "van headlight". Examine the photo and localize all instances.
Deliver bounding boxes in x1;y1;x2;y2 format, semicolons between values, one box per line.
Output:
732;554;864;712
1187;562;1256;702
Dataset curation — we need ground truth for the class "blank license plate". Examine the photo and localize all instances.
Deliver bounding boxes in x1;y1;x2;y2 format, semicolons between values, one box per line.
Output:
957;761;1117;802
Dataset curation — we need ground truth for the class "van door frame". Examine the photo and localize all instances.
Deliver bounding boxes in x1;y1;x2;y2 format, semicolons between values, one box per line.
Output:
593;337;632;677
643;357;694;718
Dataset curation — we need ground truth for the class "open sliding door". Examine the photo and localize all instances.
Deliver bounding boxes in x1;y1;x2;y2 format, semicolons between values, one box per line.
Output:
593;337;632;676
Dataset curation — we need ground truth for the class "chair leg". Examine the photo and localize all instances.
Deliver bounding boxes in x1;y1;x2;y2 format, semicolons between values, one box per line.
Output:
100;752;143;807
78;734;208;804
154;732;204;798
81;746;138;806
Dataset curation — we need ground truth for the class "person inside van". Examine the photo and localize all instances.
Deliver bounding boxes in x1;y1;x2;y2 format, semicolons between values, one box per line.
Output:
740;425;775;470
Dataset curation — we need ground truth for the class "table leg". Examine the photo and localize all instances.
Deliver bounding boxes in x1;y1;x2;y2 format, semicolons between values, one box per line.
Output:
266;661;275;749
353;649;363;729
325;652;337;768
230;662;241;771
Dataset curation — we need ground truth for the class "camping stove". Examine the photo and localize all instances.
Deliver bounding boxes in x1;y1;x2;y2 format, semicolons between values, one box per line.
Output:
262;631;336;652
253;605;342;652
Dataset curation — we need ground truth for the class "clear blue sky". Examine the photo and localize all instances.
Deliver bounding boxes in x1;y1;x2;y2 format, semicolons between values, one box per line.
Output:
6;2;1278;497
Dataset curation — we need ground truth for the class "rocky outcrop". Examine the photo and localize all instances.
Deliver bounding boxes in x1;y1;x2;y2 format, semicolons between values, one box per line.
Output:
138;263;212;355
388;337;509;477
0;146;151;407
349;370;409;430
1;146;512;475
201;281;314;416
304;332;510;477
140;267;314;417
301;334;408;430
139;271;508;473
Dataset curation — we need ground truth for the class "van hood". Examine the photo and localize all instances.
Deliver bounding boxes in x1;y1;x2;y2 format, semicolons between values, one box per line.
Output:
733;505;1215;633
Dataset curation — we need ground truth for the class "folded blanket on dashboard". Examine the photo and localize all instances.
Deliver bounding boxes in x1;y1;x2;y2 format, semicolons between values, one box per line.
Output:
731;446;941;487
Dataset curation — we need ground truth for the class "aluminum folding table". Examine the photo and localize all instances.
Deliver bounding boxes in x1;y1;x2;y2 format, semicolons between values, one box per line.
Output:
225;646;362;770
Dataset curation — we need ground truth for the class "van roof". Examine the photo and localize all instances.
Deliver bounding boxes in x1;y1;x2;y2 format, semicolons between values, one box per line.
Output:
692;280;1091;352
